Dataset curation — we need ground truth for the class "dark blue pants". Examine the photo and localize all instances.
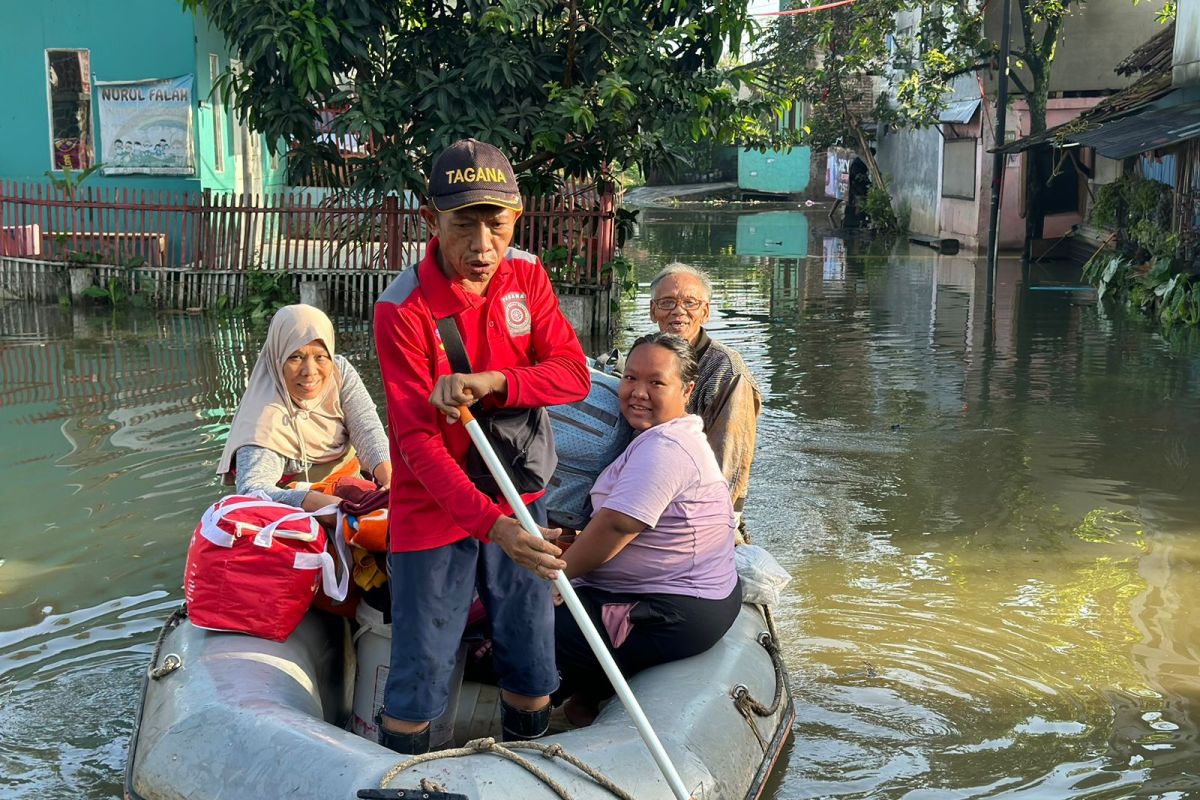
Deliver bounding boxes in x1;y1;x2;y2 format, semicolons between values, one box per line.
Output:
384;500;557;723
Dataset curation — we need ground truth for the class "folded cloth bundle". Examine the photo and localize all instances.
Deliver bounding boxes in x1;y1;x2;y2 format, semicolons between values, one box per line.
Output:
324;475;390;516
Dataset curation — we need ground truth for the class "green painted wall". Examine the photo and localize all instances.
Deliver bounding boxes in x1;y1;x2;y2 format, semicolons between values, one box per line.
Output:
738;146;812;195
0;0;197;191
0;1;284;195
193;18;237;194
192;18;288;194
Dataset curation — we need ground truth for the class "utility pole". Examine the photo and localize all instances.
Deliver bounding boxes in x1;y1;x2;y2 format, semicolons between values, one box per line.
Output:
986;0;1013;297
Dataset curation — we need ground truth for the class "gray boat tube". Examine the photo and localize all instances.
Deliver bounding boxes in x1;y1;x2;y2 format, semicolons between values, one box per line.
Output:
125;603;793;800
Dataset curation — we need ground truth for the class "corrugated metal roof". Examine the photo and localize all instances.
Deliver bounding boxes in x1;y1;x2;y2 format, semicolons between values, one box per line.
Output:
939;98;981;124
1072;99;1200;159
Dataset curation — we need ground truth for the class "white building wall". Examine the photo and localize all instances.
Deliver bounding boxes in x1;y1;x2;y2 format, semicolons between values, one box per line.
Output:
1174;0;1200;88
877;125;941;237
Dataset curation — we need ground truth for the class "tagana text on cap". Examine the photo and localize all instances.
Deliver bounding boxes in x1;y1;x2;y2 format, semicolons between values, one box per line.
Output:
428;139;522;213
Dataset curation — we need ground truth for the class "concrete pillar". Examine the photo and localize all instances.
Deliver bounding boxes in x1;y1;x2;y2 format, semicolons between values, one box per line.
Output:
557;293;592;336
299;280;330;310
68;267;95;303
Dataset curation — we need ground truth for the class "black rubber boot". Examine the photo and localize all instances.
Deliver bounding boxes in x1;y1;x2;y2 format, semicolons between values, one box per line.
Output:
376;714;431;755
500;700;551;741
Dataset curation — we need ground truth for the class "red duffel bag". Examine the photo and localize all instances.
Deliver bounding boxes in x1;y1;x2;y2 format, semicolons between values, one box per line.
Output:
184;493;349;642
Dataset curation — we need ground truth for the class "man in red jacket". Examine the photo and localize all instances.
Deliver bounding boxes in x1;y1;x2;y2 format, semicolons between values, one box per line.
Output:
373;139;590;754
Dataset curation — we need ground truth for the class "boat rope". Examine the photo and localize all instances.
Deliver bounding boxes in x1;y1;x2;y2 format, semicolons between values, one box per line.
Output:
148;604;188;680
379;736;637;800
731;607;788;752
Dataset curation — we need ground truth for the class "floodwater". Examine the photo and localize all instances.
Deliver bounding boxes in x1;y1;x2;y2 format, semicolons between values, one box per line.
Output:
3;206;1200;799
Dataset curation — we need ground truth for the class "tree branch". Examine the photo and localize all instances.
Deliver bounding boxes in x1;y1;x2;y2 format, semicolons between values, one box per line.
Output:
1007;68;1031;97
512;137;591;173
938;59;996;81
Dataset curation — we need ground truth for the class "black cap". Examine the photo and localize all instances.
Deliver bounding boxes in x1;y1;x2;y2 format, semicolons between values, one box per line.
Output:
427;139;522;212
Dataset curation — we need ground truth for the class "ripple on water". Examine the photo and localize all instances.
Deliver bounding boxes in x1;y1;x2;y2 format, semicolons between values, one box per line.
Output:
0;593;174;799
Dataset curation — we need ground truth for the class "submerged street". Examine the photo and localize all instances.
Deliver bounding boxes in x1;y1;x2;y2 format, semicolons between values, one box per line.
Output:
4;206;1200;798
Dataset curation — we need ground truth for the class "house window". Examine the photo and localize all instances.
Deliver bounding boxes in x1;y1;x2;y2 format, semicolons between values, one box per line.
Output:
942;138;977;200
46;49;94;170
210;54;225;172
776;102;804;134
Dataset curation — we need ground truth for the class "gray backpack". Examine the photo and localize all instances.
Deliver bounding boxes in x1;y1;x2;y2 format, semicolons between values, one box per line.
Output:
544;367;633;529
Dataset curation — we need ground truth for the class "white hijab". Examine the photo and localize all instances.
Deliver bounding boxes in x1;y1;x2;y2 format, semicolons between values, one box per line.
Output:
217;304;348;482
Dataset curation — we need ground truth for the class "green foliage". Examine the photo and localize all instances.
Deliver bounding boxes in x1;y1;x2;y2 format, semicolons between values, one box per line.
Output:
1084;255;1200;330
45;160;105;260
759;1;989;151
602;256;637;312
182;0;796;194
614;207;639;249
615;163;645;191
232;269;298;324
540;244;583;285
44;159;102;198
863;184;904;235
894;198;912;237
1090;175;1178;264
1132;0;1177;23
76;256;151;307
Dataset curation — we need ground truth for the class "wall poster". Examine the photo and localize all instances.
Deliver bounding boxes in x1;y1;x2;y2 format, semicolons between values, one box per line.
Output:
96;76;195;175
825;148;852;200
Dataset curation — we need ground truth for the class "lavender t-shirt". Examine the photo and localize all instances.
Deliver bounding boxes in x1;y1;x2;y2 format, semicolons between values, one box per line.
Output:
576;414;738;600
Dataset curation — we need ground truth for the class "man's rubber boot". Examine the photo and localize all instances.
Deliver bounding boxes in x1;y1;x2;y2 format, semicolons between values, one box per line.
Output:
376;715;431;755
500;700;551;741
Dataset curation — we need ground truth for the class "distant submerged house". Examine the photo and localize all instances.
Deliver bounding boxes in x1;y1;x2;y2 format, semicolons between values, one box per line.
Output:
0;0;284;195
876;2;1164;251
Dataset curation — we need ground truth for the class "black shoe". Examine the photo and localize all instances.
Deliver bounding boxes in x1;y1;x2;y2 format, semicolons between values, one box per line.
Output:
500;700;551;741
376;715;431;755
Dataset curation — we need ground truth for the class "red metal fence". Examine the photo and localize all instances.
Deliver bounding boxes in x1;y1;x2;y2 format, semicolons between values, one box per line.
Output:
0;181;616;286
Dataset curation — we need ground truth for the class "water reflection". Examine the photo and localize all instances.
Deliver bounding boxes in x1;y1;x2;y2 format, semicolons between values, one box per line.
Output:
623;207;1200;798
0;309;380;798
3;207;1200;798
736;211;809;258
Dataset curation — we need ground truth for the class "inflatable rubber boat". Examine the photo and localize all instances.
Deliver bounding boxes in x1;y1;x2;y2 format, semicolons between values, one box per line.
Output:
124;601;793;800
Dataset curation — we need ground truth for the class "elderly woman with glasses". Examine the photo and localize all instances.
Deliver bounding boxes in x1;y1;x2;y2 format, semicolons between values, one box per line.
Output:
647;263;761;533
551;331;742;729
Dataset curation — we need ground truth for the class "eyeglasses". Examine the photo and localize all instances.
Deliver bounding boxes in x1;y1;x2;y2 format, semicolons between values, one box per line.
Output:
651;297;707;312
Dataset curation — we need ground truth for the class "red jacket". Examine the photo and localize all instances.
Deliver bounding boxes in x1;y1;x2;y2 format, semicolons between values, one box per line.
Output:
374;240;590;552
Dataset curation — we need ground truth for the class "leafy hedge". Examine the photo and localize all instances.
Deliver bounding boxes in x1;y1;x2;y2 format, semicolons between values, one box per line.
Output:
1084;256;1200;328
1085;175;1200;327
1090;175;1179;264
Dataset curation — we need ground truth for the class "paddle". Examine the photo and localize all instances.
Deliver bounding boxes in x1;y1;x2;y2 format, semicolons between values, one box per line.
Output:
456;404;694;800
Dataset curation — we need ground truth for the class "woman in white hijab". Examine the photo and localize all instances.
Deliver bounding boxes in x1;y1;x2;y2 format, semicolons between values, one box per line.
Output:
217;304;391;511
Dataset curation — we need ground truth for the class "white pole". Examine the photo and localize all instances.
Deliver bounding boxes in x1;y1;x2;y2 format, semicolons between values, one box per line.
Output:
458;405;693;800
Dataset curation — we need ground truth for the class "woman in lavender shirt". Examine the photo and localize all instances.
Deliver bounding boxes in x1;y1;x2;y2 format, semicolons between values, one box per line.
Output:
553;332;741;728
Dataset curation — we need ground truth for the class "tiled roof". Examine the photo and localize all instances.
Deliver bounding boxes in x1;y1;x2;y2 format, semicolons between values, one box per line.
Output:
993;71;1174;153
1115;22;1175;76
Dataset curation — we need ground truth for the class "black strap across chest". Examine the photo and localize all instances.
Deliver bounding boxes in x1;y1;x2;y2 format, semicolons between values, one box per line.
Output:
413;262;475;376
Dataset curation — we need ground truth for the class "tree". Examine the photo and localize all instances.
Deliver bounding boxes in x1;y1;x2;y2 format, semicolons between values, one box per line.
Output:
1007;0;1172;249
762;0;1174;245
759;1;989;197
1007;0;1078;248
181;0;797;195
